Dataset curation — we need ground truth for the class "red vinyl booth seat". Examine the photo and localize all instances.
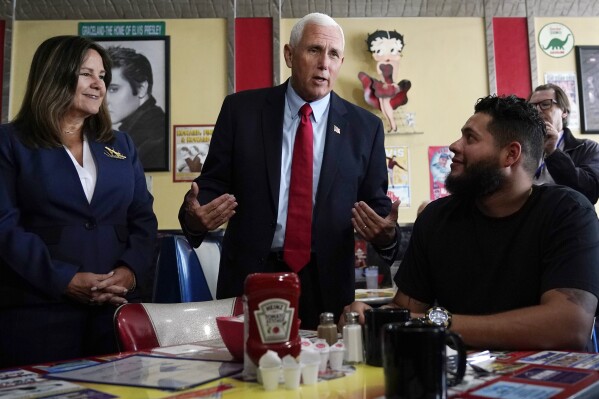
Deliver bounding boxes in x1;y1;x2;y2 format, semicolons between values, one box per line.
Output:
114;297;243;352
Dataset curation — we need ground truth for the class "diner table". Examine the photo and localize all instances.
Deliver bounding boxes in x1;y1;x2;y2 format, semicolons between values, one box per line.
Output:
10;347;599;398
6;326;599;398
5;352;386;399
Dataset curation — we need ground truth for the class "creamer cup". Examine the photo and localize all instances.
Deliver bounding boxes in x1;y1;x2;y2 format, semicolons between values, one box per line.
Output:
301;361;320;385
313;339;330;372
259;366;281;391
329;341;345;371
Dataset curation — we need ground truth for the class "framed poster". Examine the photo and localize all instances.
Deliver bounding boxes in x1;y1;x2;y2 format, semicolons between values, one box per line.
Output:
385;146;410;207
575;46;599;133
428;146;452;200
173;125;214;182
544;72;580;131
95;36;170;170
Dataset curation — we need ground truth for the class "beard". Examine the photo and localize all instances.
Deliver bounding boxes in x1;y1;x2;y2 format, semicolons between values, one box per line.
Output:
445;158;506;199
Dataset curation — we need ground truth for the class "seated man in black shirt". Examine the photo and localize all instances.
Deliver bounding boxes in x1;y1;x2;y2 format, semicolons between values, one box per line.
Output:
342;95;599;351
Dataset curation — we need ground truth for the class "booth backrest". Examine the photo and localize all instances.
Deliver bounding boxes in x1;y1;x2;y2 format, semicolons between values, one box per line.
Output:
152;232;223;303
193;237;222;300
114;297;243;352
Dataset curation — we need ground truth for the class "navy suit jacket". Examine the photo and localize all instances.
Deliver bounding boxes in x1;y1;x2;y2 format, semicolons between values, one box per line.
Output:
0;124;157;307
179;82;395;317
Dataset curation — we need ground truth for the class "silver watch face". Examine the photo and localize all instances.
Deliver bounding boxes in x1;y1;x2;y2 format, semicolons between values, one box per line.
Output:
429;308;448;325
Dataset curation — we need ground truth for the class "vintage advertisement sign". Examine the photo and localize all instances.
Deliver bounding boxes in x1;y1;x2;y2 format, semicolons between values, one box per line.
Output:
385;146;410;207
538;23;574;58
428;146;452;200
173;125;213;182
79;22;165;37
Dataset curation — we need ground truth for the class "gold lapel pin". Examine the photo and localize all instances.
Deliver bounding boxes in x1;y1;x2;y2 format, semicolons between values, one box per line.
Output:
104;146;126;160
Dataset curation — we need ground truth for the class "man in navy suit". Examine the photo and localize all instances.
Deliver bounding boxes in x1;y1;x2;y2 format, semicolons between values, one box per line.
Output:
180;13;400;329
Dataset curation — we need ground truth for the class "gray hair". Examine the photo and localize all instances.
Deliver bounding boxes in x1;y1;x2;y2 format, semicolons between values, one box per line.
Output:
532;83;571;127
289;12;345;50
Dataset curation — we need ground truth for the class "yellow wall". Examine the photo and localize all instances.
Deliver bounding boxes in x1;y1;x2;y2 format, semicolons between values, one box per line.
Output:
12;18;487;228
281;18;488;222
16;17;596;227
534;17;599;140
11;19;228;230
534;17;599;87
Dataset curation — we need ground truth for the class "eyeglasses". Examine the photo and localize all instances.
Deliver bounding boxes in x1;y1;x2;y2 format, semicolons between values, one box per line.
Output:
530;99;558;111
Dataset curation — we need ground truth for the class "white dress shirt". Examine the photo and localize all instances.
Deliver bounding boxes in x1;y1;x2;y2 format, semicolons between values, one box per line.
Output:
64;135;97;203
271;85;330;249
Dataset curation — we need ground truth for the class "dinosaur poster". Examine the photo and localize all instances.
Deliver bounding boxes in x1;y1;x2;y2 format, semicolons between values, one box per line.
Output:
538;23;574;58
358;30;412;133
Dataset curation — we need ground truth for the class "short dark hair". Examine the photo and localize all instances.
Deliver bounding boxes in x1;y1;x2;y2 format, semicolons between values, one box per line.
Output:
532;83;570;127
474;95;546;176
107;46;154;95
13;35;114;148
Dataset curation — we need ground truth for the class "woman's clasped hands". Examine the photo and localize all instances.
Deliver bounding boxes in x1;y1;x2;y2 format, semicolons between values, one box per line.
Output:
66;265;135;306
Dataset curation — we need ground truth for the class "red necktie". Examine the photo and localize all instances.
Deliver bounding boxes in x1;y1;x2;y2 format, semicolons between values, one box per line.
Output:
283;103;313;272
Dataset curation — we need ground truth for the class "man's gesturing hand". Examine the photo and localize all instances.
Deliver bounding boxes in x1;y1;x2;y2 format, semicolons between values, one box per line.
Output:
183;182;238;233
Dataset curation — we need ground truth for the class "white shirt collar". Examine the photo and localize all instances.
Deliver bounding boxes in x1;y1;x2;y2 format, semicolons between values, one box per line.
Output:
285;83;330;124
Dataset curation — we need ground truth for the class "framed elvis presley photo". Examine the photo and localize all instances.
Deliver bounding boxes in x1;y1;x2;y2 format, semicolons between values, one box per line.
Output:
96;36;171;170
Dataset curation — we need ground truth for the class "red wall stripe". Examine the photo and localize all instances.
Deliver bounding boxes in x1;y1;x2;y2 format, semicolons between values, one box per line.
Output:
235;18;273;92
493;17;532;99
0;20;4;113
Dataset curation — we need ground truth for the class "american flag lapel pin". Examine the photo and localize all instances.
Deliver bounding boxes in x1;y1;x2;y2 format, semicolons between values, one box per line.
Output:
334;125;341;134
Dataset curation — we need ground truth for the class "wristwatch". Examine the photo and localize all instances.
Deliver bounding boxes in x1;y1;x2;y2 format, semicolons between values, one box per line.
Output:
421;306;452;328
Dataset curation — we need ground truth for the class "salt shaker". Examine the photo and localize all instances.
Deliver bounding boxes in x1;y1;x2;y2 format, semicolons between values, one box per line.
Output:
343;311;363;363
317;312;338;346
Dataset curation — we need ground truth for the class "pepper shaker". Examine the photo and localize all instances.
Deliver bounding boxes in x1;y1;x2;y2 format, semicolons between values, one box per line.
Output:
317;312;338;346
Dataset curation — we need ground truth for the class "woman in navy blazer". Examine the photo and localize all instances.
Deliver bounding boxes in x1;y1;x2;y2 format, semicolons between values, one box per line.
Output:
0;36;157;367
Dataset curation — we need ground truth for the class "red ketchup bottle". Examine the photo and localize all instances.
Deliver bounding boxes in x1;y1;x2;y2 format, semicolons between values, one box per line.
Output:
243;272;301;379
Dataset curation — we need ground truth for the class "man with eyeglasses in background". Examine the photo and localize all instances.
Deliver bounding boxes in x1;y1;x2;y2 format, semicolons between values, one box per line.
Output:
529;83;599;203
